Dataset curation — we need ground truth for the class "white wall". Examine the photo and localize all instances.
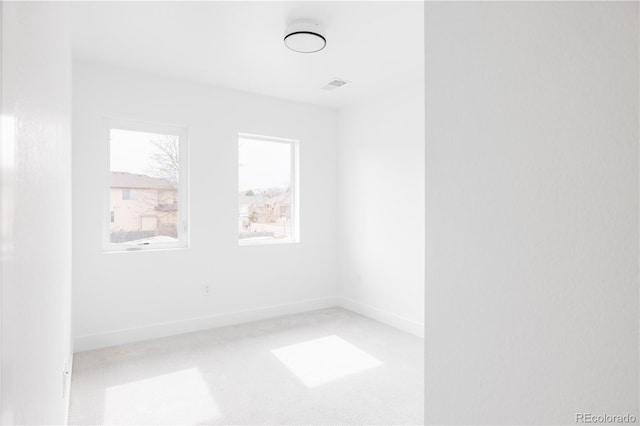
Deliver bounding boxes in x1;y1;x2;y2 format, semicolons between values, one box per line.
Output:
73;62;339;351
1;2;73;424
337;86;425;337
425;2;638;424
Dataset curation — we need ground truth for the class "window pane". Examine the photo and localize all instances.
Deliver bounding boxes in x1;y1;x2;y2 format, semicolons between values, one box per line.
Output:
110;128;180;245
239;137;293;243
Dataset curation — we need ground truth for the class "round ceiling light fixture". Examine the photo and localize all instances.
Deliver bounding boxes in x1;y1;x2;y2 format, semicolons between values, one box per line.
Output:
284;21;326;53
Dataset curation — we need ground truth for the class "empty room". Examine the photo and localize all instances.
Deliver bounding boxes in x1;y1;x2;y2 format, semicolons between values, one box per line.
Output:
2;1;639;425
2;1;425;425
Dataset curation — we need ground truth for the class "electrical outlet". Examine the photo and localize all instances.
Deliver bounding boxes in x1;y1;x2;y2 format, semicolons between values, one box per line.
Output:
203;285;210;296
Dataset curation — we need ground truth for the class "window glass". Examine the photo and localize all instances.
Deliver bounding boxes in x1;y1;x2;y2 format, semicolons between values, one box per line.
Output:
109;126;186;249
239;135;298;244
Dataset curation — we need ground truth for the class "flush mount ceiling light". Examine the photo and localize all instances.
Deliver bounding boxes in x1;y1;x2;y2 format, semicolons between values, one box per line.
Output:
284;21;326;53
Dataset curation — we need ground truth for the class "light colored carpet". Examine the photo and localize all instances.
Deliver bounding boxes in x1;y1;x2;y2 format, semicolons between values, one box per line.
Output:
69;308;424;425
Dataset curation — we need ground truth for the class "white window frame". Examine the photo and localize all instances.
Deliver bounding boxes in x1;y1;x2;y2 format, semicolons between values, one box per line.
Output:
238;132;300;246
104;118;189;252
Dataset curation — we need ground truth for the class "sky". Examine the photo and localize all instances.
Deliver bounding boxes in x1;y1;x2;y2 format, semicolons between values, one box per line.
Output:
110;128;165;175
239;137;290;192
110;129;291;191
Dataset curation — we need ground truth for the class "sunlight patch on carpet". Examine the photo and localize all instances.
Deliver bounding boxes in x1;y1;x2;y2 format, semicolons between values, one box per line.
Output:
104;367;219;424
271;335;382;387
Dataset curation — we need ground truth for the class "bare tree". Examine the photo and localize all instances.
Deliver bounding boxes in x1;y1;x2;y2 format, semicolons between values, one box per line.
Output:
145;135;179;189
140;135;180;237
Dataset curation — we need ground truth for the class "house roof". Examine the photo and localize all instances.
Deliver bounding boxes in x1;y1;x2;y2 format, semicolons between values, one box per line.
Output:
265;192;290;206
111;171;174;190
238;192;290;207
238;194;265;205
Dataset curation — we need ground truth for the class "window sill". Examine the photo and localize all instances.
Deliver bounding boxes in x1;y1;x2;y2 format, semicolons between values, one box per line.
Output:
103;245;189;254
238;238;299;246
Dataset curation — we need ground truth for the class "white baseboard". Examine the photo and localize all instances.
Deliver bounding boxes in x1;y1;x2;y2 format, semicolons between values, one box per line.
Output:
337;297;424;338
74;296;423;352
74;296;339;352
64;350;73;425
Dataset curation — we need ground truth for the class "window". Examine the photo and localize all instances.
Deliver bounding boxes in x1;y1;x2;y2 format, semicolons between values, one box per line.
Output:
238;133;299;244
122;189;138;200
107;120;188;251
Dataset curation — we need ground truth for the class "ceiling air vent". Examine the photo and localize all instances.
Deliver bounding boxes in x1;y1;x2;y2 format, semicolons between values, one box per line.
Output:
321;79;350;91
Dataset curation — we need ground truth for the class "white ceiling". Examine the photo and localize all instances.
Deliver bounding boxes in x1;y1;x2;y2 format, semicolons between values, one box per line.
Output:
70;1;424;109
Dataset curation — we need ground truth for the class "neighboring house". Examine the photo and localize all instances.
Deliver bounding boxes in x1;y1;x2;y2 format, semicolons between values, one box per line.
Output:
110;171;177;240
238;192;289;221
239;194;265;218
238;191;290;234
238;194;265;232
265;192;291;220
